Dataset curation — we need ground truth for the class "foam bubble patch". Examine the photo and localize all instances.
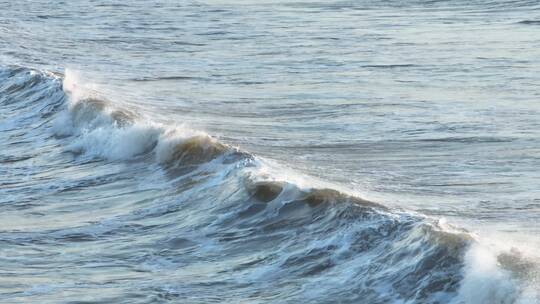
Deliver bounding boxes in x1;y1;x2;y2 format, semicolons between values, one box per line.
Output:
456;244;520;304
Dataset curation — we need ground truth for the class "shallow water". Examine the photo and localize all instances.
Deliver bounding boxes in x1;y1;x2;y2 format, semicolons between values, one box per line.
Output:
1;1;539;303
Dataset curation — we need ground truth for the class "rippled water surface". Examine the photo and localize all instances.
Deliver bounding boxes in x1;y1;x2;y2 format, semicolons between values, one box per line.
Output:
1;0;539;303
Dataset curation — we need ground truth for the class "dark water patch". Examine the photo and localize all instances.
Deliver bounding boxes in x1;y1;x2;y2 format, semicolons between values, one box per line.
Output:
165;136;228;165
161;136;252;178
247;180;285;203
58;232;98;243
498;249;539;281
164;237;198;250
0;154;33;164
171;41;206;46
236;81;268;85
419;136;513;143
361;64;418;69
517;20;540;25
195;30;231;36
246;179;386;210
300;188;385;209
130;76;206;82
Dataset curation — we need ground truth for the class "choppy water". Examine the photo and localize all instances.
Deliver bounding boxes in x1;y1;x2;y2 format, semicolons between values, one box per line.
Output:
1;1;539;303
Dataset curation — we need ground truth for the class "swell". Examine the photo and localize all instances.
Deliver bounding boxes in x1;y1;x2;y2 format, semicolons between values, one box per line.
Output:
1;66;537;303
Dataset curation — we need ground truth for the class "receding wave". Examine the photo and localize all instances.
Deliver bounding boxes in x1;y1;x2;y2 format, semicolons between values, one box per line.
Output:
1;66;538;303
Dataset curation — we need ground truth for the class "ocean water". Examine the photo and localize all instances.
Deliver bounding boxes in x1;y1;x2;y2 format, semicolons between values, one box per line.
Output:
1;0;539;303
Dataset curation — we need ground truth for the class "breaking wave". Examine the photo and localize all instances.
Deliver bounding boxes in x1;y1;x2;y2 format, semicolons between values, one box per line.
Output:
1;66;538;303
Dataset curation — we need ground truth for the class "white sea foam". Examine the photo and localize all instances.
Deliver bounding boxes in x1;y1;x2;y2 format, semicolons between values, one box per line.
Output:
454;240;540;304
456;244;519;304
54;69;212;162
66;122;162;160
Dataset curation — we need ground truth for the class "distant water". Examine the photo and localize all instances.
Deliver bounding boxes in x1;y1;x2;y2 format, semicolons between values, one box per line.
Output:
1;1;539;303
